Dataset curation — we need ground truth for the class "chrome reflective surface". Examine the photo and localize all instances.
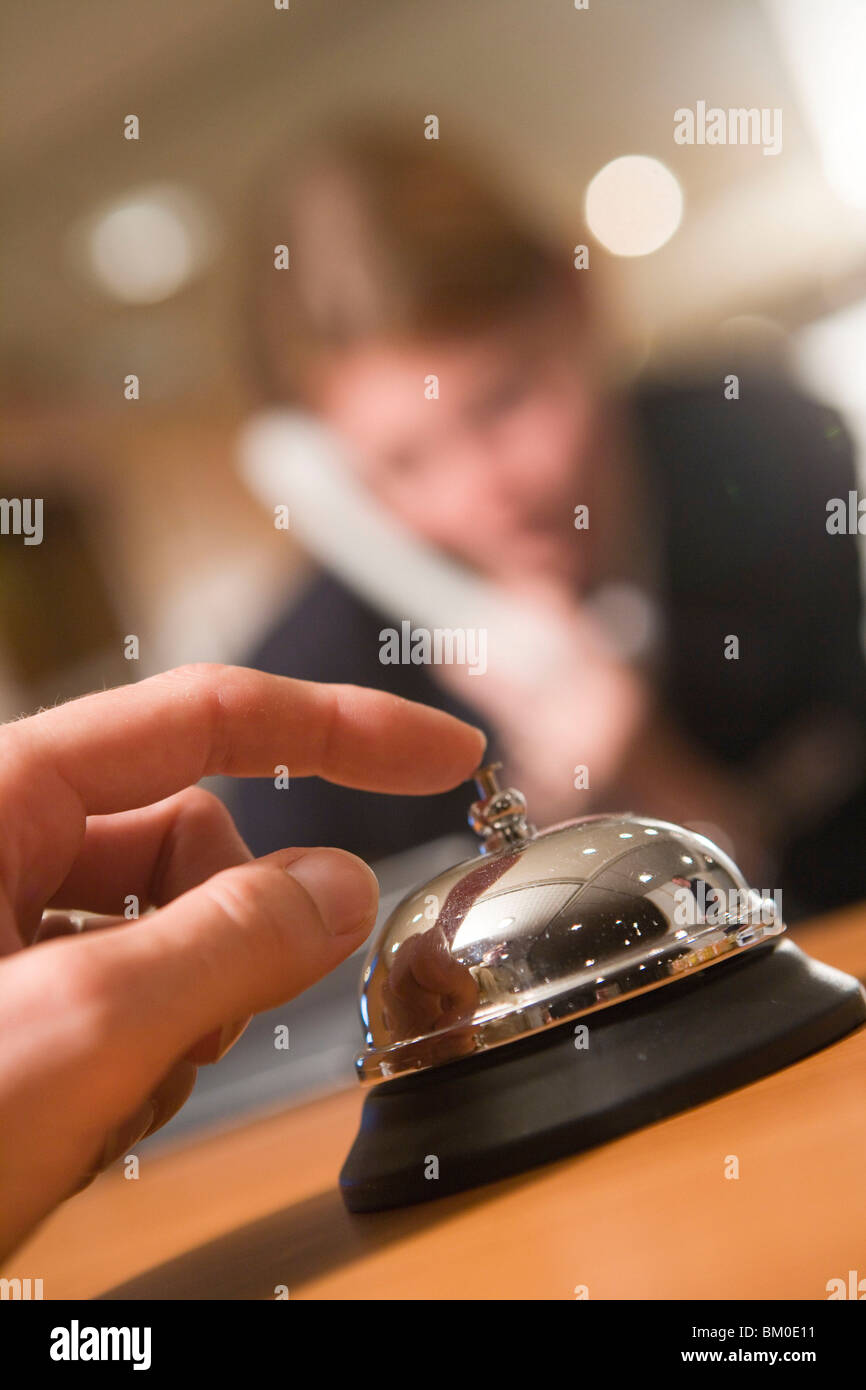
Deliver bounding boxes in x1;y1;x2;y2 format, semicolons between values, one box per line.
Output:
355;770;785;1084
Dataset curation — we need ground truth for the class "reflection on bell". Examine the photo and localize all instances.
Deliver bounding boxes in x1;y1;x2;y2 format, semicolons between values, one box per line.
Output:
340;766;866;1213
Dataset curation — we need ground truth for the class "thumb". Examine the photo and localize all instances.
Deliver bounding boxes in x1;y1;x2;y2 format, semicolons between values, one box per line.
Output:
101;846;379;1079
12;846;377;1130
0;847;378;1255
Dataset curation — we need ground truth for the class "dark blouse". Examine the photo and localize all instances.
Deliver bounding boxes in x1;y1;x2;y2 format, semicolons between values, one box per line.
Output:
232;377;866;922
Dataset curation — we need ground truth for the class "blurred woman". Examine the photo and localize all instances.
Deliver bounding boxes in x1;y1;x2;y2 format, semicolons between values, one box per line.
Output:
235;125;866;921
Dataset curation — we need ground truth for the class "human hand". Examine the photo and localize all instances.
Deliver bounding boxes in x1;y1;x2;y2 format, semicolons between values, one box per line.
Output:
436;576;648;824
0;664;485;1258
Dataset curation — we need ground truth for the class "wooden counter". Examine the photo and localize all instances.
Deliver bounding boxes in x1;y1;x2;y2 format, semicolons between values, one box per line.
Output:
6;905;866;1300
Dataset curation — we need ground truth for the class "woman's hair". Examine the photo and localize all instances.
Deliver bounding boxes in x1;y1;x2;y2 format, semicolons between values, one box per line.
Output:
244;122;583;404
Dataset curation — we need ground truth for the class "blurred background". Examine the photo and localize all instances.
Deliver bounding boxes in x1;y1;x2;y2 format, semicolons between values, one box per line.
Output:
3;0;866;717
3;0;866;1140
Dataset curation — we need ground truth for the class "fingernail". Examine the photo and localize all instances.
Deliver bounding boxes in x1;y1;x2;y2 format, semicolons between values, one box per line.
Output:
211;1017;249;1061
218;1016;249;1056
287;848;378;936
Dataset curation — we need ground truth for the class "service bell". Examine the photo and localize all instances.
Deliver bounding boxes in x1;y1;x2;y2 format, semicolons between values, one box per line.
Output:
340;766;866;1212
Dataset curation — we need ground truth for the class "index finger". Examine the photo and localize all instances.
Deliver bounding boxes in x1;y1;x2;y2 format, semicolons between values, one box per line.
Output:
0;666;485;901
3;665;486;814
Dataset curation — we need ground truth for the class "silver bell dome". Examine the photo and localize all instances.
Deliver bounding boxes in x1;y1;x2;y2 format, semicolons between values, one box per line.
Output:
355;764;785;1083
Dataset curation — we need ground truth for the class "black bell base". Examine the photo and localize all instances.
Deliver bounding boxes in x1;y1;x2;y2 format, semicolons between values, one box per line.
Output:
340;939;866;1213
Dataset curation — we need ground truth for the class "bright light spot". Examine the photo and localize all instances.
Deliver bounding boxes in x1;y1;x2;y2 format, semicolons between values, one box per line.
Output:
585;155;683;257
83;185;217;303
765;0;866;209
